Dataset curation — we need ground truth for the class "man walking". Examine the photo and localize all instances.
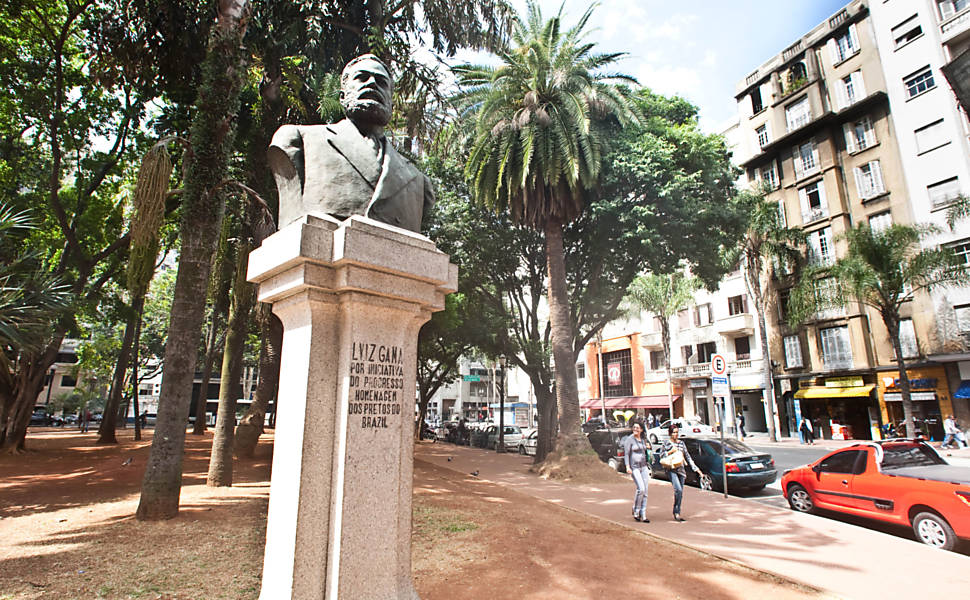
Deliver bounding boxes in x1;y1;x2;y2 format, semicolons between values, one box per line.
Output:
942;415;964;449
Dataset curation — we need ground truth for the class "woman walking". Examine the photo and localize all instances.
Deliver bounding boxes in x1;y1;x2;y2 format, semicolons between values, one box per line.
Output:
800;417;815;445
622;421;653;522
660;426;702;522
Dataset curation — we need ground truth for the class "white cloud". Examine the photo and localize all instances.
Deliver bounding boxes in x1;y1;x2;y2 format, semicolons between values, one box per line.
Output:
635;63;702;99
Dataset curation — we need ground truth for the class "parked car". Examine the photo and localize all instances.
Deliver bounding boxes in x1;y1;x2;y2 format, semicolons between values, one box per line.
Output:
647;418;714;444
582;417;622;434
518;429;538;456
781;440;970;551
649;436;776;492
470;425;490;448
587;427;631;473
29;409;48;426
486;425;523;451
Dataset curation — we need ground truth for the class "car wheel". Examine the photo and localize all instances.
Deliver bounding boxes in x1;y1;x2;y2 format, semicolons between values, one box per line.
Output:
649;434;659;444
912;512;957;551
787;484;815;513
607;457;622;472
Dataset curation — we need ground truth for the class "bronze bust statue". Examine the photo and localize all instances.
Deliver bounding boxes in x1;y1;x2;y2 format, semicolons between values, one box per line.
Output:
268;54;434;233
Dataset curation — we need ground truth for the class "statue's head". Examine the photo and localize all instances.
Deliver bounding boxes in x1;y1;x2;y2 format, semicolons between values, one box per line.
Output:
340;54;392;127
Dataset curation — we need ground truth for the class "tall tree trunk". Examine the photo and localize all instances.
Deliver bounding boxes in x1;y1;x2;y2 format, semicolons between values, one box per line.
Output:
136;0;251;520
235;306;282;458
544;217;587;454
744;262;778;442
132;313;143;441
534;383;557;462
2;335;64;453
207;239;255;486
885;315;916;438
98;296;145;444
192;322;222;435
662;320;674;418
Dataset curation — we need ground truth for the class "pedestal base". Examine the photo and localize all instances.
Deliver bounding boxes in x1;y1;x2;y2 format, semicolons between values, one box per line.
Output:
248;215;456;600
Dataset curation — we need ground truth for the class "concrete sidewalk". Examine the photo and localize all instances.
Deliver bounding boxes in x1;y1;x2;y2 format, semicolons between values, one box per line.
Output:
415;442;970;600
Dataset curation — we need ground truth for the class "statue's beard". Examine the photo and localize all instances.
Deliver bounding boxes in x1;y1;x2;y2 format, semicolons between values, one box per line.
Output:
344;99;391;127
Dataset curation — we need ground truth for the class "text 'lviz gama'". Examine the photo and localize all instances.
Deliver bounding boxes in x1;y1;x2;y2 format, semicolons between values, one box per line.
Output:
348;342;404;429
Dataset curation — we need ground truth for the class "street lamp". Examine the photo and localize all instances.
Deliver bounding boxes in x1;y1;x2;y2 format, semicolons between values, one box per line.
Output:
497;355;506;453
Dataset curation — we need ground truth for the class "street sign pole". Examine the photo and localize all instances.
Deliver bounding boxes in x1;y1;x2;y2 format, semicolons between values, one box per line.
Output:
711;354;729;498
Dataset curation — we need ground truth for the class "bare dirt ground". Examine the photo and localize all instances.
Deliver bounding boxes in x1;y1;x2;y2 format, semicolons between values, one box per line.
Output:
1;430;823;600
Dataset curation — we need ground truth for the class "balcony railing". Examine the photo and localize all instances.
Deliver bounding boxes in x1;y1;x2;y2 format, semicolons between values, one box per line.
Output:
941;6;970;41
715;313;755;335
801;206;829;224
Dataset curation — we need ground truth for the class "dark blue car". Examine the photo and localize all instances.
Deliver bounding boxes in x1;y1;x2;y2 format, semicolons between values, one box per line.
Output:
649;436;777;492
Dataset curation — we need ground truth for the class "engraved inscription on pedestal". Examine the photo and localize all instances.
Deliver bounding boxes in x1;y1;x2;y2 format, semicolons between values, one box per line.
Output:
348;342;404;429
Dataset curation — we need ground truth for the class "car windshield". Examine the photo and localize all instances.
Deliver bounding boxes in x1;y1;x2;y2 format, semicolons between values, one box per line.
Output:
879;443;946;469
703;439;755;456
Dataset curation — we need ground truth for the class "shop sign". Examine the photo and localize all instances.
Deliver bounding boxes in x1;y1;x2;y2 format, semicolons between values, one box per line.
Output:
882;377;937;390
688;379;708;388
825;377;864;388
607;362;622;386
798;377;818;388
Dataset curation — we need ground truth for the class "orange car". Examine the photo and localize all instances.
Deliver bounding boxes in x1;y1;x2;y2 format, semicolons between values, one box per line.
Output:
781;440;970;550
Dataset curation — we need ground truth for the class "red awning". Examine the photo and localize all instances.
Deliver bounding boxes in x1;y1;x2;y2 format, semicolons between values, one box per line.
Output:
581;396;679;409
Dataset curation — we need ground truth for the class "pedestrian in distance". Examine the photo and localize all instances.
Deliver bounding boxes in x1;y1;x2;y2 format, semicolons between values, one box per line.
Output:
647;413;655;429
660;426;702;522
942;415;965;449
737;412;746;439
81;409;91;433
622;421;653;523
799;417;814;445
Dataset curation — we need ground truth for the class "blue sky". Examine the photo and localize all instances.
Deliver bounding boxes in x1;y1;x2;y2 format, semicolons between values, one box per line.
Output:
491;0;852;131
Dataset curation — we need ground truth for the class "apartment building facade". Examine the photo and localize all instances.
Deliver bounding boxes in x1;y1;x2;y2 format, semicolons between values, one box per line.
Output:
582;270;777;435
733;0;969;441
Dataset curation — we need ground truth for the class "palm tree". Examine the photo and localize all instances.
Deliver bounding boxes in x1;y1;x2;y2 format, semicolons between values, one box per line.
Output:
624;271;700;419
735;191;804;442
790;224;969;438
456;1;639;454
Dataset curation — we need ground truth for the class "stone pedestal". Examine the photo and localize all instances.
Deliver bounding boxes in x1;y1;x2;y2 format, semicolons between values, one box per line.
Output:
248;214;457;600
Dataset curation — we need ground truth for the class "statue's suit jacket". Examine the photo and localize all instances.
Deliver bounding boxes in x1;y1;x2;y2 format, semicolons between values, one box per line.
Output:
268;119;433;233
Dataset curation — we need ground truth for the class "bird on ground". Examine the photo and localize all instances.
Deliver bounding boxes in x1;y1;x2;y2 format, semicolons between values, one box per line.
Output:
447;457;452;462
121;457;133;466
470;470;479;477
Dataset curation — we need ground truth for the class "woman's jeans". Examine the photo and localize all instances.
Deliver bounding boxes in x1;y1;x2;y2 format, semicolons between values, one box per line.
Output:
670;470;686;515
631;465;650;517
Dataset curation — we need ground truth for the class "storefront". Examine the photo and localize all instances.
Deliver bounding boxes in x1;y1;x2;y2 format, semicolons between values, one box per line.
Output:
876;366;952;441
730;372;767;433
580;394;676;424
793;376;879;440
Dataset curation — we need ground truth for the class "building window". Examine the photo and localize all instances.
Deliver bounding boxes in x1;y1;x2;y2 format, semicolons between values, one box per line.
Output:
783;335;803;368
892;15;923;49
649;350;666;370
786;97;811;131
830;24;861;64
898;318;919;358
694;303;713;326
727;294;748;316
61;375;77;387
681;345;694;363
869;211;892;233
677;309;690;329
954;304;970;331
734;336;751;360
602;349;633;397
793;140;819;178
576;363;586;379
854;161;885;200
939;0;970;20
814;278;844;319
928;177;962;207
807;227;835;266
751;87;764;114
952;239;970;265
696;342;717;364
776;200;788;228
756;124;770;148
844;116;876;153
904;66;936;99
778;288;792;321
820;326;853;369
652;316;663;331
760;161;779;190
836;71;866;109
799;181;828;223
915;119;949;154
